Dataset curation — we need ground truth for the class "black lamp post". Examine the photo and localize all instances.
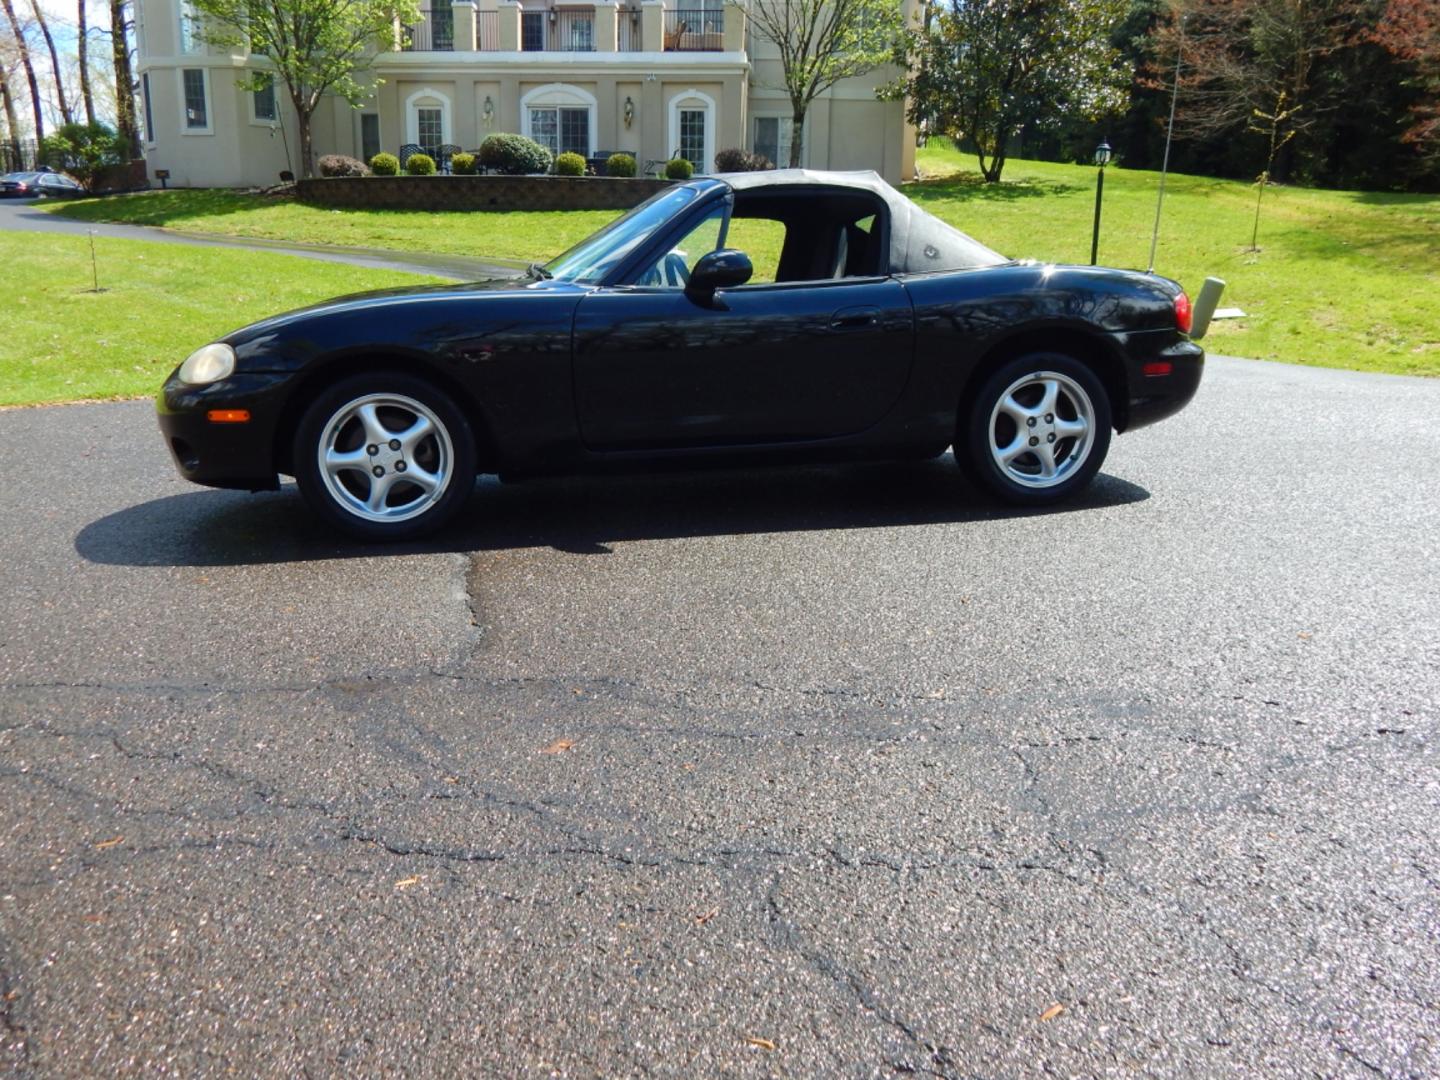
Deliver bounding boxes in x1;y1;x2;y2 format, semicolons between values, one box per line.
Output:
1090;139;1112;266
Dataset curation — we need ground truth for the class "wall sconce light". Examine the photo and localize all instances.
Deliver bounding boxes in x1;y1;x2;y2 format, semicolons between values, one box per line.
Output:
482;95;495;126
548;8;555;21
623;96;634;128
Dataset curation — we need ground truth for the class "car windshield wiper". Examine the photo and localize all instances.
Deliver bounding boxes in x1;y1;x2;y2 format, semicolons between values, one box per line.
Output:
526;262;553;280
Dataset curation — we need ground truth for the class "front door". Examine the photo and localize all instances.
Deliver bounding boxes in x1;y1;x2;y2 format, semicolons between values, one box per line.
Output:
573;277;915;450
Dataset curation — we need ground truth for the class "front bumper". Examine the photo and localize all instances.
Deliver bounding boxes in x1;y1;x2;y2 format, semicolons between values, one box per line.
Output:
156;371;294;491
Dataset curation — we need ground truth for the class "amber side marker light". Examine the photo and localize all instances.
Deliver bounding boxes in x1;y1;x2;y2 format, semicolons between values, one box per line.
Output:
207;409;251;423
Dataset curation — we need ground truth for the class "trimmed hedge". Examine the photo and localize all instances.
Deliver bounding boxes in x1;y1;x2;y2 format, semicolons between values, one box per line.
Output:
715;147;774;172
605;152;637;177
318;153;370;177
405;153;436;176
665;158;694;180
554;151;587;176
478;132;553;175
369;152;400;176
450;152;477;175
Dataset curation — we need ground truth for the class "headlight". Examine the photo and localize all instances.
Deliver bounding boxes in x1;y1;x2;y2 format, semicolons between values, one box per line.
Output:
178;343;236;385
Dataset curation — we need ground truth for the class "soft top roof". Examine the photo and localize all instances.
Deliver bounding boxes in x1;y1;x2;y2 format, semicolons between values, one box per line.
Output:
712;168;1008;274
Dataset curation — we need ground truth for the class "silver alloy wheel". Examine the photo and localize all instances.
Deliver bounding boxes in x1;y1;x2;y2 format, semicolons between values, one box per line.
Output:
316;392;454;523
987;370;1096;489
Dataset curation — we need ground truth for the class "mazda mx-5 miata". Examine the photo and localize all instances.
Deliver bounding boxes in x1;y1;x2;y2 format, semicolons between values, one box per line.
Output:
158;169;1205;540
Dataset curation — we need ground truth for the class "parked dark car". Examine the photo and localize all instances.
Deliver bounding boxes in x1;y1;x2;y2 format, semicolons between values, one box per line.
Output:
1;170;83;198
158;169;1205;540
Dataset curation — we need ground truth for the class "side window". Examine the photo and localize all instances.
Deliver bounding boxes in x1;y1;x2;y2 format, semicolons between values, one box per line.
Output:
634;206;725;288
721;216;786;283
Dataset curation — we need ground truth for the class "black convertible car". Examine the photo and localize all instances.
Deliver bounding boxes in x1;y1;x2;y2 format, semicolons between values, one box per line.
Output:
158;169;1205;540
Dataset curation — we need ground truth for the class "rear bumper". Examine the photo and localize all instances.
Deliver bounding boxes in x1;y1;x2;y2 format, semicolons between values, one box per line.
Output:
156;371;293;491
1120;335;1204;432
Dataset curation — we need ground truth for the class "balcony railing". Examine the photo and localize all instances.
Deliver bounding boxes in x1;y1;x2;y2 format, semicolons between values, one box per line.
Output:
663;8;724;50
617;7;642;51
403;7;454;51
552;10;595;51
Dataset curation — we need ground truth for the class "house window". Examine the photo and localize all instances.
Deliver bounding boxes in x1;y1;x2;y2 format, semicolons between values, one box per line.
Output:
416;107;443;155
521;11;545;50
754;116;792;168
183;69;208;129
179;0;200;52
252;76;277;122
529;107;589;157
679;108;705;172
361;114;380;163
677;0;723;34
142;72;155;142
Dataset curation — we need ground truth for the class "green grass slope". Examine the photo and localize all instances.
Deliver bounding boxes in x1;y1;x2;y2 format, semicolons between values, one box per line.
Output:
0;232;443;406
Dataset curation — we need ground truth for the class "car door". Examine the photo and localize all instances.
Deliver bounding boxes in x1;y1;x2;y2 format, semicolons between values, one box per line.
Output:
572;207;915;451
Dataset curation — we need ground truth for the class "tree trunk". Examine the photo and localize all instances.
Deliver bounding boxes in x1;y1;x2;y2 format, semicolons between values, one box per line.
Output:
295;98;314;177
1;0;45;142
0;67;22;162
788;106;805;168
29;0;71;124
78;0;95;125
107;0;138;152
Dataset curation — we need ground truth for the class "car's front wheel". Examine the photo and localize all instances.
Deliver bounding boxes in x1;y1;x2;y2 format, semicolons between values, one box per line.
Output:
959;352;1112;505
293;373;476;540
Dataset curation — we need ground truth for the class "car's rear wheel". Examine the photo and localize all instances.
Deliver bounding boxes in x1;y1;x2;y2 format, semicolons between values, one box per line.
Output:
959;352;1112;505
293;373;476;540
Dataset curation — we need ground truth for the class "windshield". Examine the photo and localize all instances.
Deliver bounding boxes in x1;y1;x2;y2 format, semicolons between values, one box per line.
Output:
544;185;711;284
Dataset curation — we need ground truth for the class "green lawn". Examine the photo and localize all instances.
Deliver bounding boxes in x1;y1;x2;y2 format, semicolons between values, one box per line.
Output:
43;148;1440;377
0;232;442;406
50;187;616;266
911;145;1440;376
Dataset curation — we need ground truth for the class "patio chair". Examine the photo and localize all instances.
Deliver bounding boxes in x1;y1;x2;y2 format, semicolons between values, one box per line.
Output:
398;143;424;169
663;18;688;50
437;144;463;173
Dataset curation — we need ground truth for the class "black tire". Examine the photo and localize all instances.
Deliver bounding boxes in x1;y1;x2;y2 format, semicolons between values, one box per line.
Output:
958;351;1112;506
292;372;477;541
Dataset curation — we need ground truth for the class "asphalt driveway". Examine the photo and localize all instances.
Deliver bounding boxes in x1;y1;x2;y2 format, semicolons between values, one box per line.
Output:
1;355;1436;1077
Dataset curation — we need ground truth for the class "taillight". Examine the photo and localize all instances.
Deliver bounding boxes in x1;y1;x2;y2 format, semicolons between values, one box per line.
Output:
1175;291;1193;334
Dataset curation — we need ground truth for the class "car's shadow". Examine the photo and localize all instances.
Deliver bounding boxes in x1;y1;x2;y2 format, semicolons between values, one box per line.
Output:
75;457;1150;568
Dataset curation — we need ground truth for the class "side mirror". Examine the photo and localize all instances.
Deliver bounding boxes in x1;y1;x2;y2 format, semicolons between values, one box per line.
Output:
686;248;752;301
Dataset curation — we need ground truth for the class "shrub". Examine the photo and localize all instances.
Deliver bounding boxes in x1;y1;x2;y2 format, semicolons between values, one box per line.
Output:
39;121;128;191
318;154;370;178
477;132;553;175
554;151;587;176
714;147;774;172
450;152;477;175
369;152;400;176
405;153;436;176
605;152;636;177
665;157;694;180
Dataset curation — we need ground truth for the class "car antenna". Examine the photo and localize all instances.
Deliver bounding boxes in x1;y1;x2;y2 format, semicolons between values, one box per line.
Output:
1148;13;1184;274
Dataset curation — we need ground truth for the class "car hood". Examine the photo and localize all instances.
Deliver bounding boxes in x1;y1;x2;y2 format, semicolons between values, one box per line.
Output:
218;274;593;374
222;275;578;344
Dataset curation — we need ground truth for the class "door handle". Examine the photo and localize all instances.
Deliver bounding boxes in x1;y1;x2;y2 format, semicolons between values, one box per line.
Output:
830;307;880;331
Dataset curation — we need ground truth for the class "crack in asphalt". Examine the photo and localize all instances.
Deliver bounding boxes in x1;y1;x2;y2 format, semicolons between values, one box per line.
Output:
762;877;960;1079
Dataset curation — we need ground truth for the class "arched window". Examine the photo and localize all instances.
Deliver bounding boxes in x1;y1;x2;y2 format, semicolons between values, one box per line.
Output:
521;84;597;159
405;87;452;157
668;89;714;174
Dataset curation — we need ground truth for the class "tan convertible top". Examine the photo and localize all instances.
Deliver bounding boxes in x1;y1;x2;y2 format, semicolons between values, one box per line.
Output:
716;168;1009;274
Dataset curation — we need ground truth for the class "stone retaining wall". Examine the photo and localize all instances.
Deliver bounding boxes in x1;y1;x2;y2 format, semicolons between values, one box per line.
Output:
297;175;672;213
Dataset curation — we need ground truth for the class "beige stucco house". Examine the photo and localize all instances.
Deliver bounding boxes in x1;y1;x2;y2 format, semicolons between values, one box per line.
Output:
133;0;918;188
